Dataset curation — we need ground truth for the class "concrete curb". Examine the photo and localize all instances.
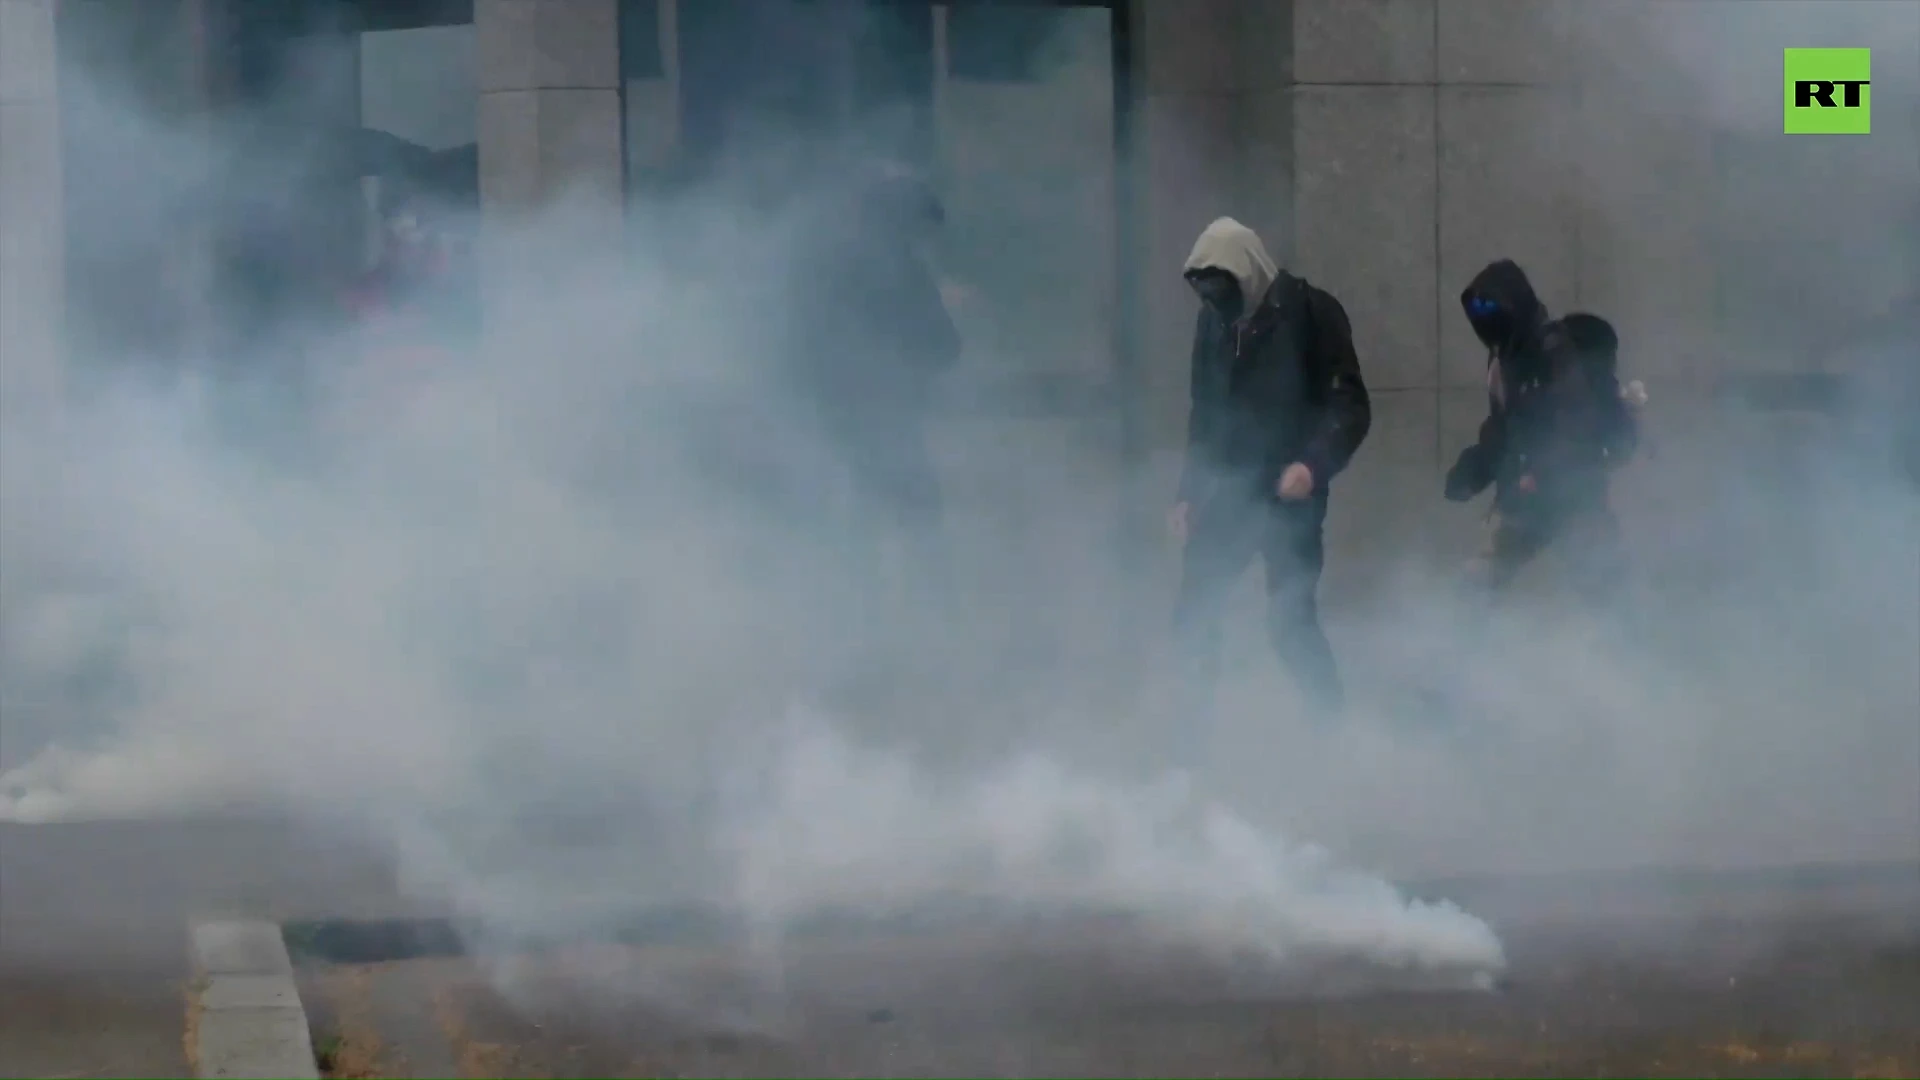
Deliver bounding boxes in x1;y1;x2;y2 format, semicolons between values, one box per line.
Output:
188;921;320;1079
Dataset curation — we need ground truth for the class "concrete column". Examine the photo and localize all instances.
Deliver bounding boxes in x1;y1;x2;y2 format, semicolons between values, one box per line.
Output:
1434;0;1579;390
1277;1;1453;576
1129;0;1244;457
1564;2;1721;390
0;0;63;411
622;0;679;184
475;0;624;274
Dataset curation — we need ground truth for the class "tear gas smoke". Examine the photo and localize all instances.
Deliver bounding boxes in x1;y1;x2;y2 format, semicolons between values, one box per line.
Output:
3;0;1917;1009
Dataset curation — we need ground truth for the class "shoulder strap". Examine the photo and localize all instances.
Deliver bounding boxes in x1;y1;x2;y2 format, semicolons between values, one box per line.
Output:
1293;276;1319;353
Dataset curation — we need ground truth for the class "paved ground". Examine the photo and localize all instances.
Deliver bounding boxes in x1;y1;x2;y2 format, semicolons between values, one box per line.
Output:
0;968;189;1080
0;817;406;1080
5;814;1914;1080
293;865;1920;1079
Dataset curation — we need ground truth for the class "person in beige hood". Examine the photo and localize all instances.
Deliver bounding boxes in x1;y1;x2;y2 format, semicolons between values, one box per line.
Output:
1169;217;1372;725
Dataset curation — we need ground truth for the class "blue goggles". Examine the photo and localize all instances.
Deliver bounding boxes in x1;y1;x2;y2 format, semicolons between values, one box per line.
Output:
1466;295;1502;318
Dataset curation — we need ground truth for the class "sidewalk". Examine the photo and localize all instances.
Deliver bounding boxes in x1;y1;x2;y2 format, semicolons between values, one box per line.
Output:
0;967;187;1080
0;816;413;1079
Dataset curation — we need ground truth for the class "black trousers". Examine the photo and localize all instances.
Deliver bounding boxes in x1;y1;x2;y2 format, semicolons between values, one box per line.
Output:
1172;492;1345;723
1463;503;1626;609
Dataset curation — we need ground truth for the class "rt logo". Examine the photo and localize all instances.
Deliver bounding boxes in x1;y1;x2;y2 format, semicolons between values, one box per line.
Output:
1784;48;1870;134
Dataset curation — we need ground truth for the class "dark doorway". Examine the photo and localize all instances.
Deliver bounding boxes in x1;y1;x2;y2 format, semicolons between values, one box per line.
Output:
200;0;478;368
56;0;205;369
667;0;934;199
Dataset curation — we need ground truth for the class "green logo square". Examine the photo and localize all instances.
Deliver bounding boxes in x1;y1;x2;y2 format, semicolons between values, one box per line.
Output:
1784;48;1871;134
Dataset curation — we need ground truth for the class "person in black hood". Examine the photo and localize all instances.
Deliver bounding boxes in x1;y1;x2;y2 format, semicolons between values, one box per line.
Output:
786;162;960;530
1447;259;1640;604
777;162;963;700
1169;217;1372;724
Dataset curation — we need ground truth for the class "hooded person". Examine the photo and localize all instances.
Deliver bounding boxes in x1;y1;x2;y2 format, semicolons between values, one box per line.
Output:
776;161;964;704
1168;216;1372;726
345;191;456;327
1447;259;1639;604
784;161;960;528
335;192;473;428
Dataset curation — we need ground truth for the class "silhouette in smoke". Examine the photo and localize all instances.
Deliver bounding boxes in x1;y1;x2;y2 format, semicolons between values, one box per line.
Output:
1447;259;1640;606
346;194;453;325
786;162;960;528
334;184;475;428
777;162;962;699
1169;217;1372;727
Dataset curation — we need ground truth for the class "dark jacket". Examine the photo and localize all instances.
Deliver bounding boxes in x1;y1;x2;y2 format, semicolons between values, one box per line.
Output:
1446;259;1637;520
785;167;960;451
1177;218;1372;504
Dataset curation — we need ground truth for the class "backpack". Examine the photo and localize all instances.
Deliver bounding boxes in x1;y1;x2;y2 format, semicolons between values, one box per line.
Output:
1558;311;1620;389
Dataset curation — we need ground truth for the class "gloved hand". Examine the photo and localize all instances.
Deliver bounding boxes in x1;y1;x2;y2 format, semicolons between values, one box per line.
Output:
1444;446;1493;502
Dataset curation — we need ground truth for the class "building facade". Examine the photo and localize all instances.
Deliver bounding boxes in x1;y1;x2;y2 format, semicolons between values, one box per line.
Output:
2;0;1915;583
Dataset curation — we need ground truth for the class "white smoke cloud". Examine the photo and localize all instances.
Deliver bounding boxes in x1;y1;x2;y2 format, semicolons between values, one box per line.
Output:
5;0;1919;1013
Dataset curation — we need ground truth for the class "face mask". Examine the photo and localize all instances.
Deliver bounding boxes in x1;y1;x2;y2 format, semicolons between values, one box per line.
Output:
1189;273;1243;321
1465;293;1510;347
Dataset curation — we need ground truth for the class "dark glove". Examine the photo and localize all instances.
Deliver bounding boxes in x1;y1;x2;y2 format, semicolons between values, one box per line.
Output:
1444;446;1493;502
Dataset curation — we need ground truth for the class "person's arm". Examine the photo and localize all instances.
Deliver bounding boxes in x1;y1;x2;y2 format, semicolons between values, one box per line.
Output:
1294;289;1372;486
1445;399;1505;501
1176;306;1217;504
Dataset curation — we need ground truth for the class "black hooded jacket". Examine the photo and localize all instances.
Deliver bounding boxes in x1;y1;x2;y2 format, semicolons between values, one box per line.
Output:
1446;259;1636;519
1177;218;1371;504
785;166;961;451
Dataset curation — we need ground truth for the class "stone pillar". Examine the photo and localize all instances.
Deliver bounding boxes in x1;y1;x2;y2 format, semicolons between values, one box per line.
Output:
622;0;678;185
0;0;64;411
1244;1;1589;573
1434;1;1579;389
1128;0;1244;460
475;0;624;287
1277;0;1452;573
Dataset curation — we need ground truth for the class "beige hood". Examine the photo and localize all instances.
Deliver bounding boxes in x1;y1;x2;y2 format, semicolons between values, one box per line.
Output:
1184;217;1279;314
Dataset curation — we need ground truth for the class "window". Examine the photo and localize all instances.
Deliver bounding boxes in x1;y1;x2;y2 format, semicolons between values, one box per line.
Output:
947;4;1065;83
619;0;664;82
201;0;479;354
851;1;935;168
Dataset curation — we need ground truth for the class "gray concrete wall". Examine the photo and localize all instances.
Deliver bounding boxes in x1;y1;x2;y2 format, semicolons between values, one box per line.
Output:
1279;0;1581;577
929;4;1131;668
1125;0;1919;594
1129;0;1244;462
475;0;625;299
8;0;1912;558
0;0;63;411
1116;0;1488;582
1570;0;1920;381
622;0;679;189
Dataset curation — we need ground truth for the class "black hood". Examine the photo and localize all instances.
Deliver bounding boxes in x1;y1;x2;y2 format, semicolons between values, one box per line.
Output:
1559;312;1618;357
1461;258;1546;351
